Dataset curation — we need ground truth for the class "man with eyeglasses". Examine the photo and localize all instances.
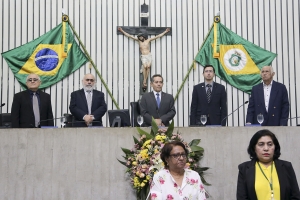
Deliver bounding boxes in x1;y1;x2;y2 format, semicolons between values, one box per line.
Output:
190;65;227;126
69;73;107;127
11;73;54;128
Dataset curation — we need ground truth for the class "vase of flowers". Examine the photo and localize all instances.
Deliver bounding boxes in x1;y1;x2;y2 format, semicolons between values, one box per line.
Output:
118;119;209;200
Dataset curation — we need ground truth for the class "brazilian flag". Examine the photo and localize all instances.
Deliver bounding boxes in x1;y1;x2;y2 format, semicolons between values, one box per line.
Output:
195;16;277;93
1;17;88;89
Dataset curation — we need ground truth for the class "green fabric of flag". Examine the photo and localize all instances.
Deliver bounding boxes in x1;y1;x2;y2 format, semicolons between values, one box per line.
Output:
2;22;88;89
195;21;277;93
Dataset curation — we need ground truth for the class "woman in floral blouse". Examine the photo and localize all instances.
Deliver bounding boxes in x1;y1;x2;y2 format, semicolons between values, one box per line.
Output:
150;141;206;200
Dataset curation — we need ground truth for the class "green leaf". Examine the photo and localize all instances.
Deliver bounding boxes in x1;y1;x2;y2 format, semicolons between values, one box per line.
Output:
189;139;201;146
190;145;204;152
133;136;140;145
137;127;155;140
121;147;132;155
136;127;147;136
117;159;127;167
165;120;174;138
150;117;159;135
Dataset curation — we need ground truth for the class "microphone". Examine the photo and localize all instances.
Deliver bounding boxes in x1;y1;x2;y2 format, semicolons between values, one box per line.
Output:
38;116;67;128
221;101;249;126
0;103;5;107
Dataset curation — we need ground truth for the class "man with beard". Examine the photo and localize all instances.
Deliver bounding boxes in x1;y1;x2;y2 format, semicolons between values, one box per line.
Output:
118;27;170;89
69;74;107;127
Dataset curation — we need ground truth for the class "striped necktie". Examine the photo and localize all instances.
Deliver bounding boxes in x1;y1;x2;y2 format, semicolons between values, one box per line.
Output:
206;84;212;103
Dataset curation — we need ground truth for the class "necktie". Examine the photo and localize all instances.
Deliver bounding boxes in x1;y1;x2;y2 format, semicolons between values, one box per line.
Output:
87;91;92;114
206;84;212;103
32;92;40;127
156;93;160;108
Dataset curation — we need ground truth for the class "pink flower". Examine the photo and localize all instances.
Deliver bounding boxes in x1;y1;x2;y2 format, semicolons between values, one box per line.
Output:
200;184;205;191
190;179;198;184
159;177;165;184
151;193;157;198
167;194;174;200
173;183;177;187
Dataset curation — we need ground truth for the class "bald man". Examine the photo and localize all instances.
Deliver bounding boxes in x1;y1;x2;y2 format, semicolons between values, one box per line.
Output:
69;74;107;127
11;73;54;128
246;66;289;126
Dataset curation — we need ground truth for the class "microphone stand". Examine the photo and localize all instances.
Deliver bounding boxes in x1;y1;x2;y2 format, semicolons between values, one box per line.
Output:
221;101;249;126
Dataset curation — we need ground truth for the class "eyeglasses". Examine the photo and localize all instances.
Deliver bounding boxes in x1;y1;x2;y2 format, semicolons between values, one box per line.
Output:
85;79;94;82
27;78;39;82
169;153;187;159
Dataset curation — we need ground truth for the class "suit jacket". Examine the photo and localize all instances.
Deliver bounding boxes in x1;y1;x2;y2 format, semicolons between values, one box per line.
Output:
139;91;176;126
11;90;54;128
246;81;289;126
69;89;107;127
190;82;227;126
237;159;300;200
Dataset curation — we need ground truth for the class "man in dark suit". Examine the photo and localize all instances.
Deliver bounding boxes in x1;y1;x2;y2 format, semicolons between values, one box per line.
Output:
140;74;176;127
11;73;54;128
246;66;289;126
69;74;107;127
190;65;227;126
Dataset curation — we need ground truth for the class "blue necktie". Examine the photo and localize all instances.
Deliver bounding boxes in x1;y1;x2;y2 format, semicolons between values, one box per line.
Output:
156;93;160;108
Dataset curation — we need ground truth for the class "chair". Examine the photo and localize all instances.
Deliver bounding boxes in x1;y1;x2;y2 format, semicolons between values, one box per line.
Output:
130;101;141;127
63;113;75;127
0;113;12;128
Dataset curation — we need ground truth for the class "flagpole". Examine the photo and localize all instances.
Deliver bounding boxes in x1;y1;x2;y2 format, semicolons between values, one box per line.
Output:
63;15;120;110
174;24;214;101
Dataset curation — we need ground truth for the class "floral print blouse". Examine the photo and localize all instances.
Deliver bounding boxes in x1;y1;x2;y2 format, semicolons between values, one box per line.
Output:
150;169;206;200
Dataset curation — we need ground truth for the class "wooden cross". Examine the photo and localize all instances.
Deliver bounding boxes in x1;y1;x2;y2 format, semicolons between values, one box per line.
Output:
117;3;171;95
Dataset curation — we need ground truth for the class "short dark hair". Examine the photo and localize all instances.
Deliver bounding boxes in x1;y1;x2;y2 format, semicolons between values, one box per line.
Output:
137;33;148;40
160;141;188;169
247;129;281;161
151;74;164;83
203;65;215;73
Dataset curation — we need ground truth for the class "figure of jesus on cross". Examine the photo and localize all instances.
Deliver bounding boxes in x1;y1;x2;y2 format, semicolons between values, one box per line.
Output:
118;27;170;89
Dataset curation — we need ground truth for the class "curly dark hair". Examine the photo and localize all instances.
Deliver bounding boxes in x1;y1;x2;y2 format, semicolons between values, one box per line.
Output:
247;129;281;161
160;141;188;169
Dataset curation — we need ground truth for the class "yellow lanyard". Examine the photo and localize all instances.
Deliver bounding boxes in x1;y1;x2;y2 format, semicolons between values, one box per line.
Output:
257;161;274;198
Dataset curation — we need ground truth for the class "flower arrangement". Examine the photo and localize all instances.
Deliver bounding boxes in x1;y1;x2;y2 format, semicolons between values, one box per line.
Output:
118;119;209;200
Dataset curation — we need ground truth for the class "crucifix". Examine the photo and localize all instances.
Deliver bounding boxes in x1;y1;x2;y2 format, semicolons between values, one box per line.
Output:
117;3;172;95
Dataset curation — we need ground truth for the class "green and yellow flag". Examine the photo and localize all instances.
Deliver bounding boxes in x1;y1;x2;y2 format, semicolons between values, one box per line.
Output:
1;16;88;89
195;16;277;93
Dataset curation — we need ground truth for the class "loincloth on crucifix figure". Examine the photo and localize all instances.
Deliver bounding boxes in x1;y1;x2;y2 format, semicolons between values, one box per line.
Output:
118;27;170;89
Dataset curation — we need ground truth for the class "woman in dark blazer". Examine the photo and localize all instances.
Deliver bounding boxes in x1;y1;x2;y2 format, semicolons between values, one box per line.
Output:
237;129;300;200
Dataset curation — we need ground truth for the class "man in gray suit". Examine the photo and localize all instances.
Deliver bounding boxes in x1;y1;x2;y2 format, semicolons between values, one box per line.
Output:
140;74;176;126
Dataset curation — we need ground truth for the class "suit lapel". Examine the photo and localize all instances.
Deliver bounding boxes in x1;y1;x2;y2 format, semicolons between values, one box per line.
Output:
159;92;166;111
274;160;286;199
80;89;89;111
210;83;217;102
150;92;158;109
246;160;257;200
268;81;278;111
200;83;208;104
258;83;266;112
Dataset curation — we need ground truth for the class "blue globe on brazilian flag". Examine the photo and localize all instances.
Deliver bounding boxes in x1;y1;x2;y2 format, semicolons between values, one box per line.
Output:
195;16;277;93
1;15;88;89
